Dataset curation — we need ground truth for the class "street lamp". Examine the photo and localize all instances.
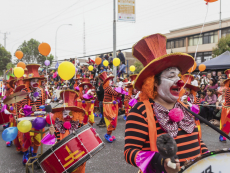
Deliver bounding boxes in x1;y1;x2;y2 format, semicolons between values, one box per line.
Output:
55;24;72;61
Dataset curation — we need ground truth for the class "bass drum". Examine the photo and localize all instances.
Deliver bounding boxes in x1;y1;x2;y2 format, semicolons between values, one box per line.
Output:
179;149;230;173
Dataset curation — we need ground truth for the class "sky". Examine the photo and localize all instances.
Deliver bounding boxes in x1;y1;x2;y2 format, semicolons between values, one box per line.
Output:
0;0;229;62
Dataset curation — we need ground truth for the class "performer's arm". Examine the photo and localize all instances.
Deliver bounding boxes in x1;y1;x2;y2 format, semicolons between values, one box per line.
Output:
200;139;208;154
107;87;119;96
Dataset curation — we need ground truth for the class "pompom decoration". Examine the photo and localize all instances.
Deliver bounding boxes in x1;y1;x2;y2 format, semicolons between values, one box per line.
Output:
191;104;199;114
112;136;116;140
63;121;71;130
33;92;39;97
91;100;95;103
168;108;184;122
187;97;191;102
10;106;14;111
113;101;116;104
82;100;85;104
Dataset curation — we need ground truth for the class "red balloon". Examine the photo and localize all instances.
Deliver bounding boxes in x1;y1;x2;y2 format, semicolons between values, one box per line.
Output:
46;113;55;125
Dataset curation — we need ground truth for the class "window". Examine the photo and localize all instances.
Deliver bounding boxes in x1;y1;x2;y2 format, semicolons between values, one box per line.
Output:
189;52;212;62
188;31;218;46
221;28;230;37
166;38;185;49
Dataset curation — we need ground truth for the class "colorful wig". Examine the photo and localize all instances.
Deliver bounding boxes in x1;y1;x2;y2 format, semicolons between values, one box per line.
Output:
53;111;84;123
139;75;157;101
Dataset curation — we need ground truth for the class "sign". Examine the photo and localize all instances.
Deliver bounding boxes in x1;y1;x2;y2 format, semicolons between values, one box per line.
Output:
118;0;135;22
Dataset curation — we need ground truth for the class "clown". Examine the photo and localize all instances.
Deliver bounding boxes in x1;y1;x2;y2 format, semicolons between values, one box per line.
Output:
219;69;230;142
16;64;46;165
74;74;82;92
124;34;208;173
49;90;86;172
99;72;119;143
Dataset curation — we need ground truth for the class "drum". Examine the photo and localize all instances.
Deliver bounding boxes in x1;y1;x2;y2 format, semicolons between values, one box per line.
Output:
0;112;10;125
37;124;105;173
179;148;230;173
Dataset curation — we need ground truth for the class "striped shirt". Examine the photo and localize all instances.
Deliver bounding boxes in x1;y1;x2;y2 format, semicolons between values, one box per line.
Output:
125;99;208;167
103;86;119;102
225;88;230;106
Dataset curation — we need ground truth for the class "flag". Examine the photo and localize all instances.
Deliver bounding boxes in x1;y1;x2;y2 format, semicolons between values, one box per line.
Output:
55;61;59;69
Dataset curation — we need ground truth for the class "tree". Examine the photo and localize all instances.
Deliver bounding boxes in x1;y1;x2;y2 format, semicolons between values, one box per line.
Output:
15;39;54;67
212;34;230;57
134;61;143;74
0;44;12;75
6;62;15;70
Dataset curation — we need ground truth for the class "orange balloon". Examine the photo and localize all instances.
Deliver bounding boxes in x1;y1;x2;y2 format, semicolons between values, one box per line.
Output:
204;0;218;3
199;64;206;72
17;62;26;69
38;43;51;56
188;61;197;73
15;51;23;60
95;57;102;65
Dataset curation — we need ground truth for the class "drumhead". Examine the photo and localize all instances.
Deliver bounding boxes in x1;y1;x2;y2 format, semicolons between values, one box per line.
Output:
179;149;230;173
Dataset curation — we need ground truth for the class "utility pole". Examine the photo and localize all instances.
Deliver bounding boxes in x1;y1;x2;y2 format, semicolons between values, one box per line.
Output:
83;19;86;58
113;0;117;82
219;0;222;39
1;32;10;48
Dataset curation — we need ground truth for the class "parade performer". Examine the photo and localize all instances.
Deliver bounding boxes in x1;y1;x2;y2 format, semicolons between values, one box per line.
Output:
124;34;208;173
181;74;202;139
79;78;95;126
74;74;81;92
17;64;46;165
49;90;86;173
123;74;137;121
99;72;119;143
219;69;230;142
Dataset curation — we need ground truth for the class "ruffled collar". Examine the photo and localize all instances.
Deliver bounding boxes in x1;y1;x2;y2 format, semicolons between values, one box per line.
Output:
55;118;79;134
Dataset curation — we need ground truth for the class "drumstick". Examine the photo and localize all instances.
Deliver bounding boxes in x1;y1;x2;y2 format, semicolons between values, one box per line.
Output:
184;106;230;140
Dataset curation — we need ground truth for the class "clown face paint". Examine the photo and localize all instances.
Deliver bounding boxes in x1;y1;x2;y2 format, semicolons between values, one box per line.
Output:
157;67;181;103
77;80;81;84
109;80;113;86
184;88;191;96
30;79;39;88
63;110;73;121
84;85;88;90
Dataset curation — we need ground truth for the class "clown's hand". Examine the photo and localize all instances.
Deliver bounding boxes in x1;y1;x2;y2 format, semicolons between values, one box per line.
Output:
187;102;192;108
181;95;187;101
164;158;180;173
32;105;37;112
135;91;141;99
4;109;11;115
49;125;55;135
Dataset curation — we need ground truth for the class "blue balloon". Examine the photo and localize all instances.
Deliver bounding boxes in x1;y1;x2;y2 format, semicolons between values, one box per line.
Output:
2;127;18;142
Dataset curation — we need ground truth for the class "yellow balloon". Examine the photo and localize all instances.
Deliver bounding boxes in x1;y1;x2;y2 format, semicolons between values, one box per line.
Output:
113;58;120;67
17;120;32;133
58;61;75;80
88;65;93;71
130;65;136;72
103;60;109;67
14;67;24;78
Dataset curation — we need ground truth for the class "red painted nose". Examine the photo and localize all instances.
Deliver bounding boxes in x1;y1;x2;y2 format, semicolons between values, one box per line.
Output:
176;80;184;87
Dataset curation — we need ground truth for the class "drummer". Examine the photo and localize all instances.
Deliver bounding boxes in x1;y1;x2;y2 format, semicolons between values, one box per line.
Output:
124;34;208;173
17;64;46;165
49;90;86;172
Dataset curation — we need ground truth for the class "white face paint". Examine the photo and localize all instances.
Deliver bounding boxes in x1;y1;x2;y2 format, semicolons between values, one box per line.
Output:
77;80;81;84
84;85;88;90
30;79;39;88
157;67;181;103
63;110;72;119
109;80;113;86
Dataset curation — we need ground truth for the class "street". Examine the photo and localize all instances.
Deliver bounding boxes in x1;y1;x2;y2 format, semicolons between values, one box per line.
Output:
0;114;229;173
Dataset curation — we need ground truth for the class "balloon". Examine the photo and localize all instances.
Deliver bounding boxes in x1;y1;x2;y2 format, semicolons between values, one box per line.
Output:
95;57;102;65
113;58;120;67
38;43;51;56
44;60;50;66
130;65;136;72
2;127;18;142
46;113;55;125
188;61;197;73
204;0;218;3
17;62;26;69
199;64;206;72
58;61;75;80
15;51;23;60
14;67;24;78
88;65;93;71
17;120;32;133
103;60;109;67
76;68;78;72
32;117;47;130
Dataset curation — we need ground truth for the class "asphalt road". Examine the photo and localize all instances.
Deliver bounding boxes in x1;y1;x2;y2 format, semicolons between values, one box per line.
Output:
0;114;229;173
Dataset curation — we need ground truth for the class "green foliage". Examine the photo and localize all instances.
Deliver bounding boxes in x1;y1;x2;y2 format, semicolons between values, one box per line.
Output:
16;39;54;67
0;44;12;74
6;62;15;70
213;34;230;57
134;61;143;74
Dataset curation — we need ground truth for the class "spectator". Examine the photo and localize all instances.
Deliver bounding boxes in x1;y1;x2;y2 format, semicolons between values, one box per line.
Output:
96;79;105;127
215;71;222;81
104;54;109;60
86;57;95;64
204;78;218;92
117;50;125;64
108;53;113;68
199;92;206;103
99;66;106;73
200;89;217;121
217;78;226;97
191;75;199;86
107;66;113;74
118;61;126;78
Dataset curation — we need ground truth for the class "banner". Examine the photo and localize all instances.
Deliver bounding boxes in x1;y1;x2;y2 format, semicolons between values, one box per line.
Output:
118;0;135;22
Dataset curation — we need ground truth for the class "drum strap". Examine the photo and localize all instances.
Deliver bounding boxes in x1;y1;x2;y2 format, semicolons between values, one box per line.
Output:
143;100;158;152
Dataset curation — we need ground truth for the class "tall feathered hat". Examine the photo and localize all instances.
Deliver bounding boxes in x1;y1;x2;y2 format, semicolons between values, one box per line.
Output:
126;74;138;88
23;64;45;81
224;69;230;84
79;78;92;88
99;71;114;85
133;34;195;90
